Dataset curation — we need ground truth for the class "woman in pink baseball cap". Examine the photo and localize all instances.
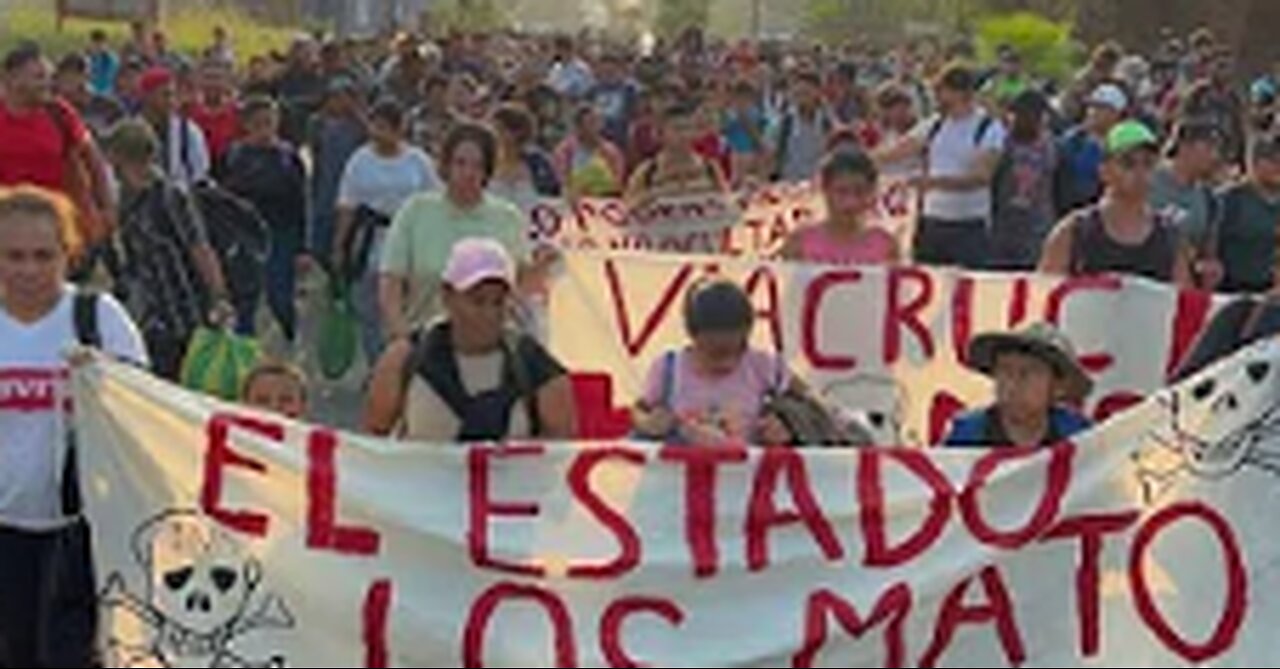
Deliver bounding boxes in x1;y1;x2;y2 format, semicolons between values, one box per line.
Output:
364;238;577;443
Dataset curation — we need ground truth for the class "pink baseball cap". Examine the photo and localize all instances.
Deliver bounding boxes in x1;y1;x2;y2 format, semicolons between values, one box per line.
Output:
442;238;515;291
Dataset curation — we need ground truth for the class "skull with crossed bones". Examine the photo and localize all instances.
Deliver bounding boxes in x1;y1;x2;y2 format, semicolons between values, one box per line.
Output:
100;510;294;668
1135;346;1280;504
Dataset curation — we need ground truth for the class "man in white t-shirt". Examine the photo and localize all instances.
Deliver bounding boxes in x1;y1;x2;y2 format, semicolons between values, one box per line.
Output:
0;186;148;666
876;64;1007;269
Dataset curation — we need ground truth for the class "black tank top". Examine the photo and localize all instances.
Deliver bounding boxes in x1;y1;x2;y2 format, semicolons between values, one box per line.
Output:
1069;206;1179;283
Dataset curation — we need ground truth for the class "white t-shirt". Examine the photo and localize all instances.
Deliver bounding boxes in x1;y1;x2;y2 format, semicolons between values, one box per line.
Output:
914;110;1006;221
167;115;212;188
0;289;148;530
337;144;441;218
548;59;595;98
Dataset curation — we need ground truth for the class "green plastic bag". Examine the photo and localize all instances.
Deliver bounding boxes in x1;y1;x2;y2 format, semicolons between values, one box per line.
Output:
179;327;261;401
317;280;359;381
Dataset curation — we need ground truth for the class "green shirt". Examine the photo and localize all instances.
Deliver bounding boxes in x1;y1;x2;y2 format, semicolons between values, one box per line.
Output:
380;192;531;326
1219;182;1280;293
984;75;1030;104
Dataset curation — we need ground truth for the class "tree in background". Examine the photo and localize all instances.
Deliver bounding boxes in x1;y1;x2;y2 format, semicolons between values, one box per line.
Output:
976;11;1075;81
656;0;712;38
434;0;509;32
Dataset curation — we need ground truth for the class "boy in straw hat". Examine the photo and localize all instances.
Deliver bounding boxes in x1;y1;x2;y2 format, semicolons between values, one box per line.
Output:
944;322;1094;447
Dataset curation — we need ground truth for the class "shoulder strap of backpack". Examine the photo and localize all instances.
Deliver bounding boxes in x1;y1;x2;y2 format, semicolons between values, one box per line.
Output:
973;115;995;147
925;115;946;146
73;291;101;348
503;332;542;437
46;100;76;158
413;325;474;421
179;115;193;178
774;111;795;176
659;350;678;409
772;354;787;394
920;115;946;168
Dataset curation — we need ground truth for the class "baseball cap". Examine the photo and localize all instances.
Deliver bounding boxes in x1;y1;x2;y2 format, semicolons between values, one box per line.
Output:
1106;120;1159;157
1252;78;1278;105
1087;83;1129;112
442;238;515;292
138;67;175;97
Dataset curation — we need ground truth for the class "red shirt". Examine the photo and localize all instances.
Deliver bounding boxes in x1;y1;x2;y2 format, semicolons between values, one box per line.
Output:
693;133;731;181
627;119;662;177
0;98;88;192
188;101;240;164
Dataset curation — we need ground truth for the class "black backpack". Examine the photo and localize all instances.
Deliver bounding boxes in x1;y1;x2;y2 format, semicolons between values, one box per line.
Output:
401;323;542;441
165;181;272;311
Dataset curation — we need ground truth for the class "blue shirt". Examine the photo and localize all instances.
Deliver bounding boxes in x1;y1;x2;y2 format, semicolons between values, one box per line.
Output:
943;407;1092;447
590;80;638;150
723;107;767;154
89;51;119;96
1056;127;1105;215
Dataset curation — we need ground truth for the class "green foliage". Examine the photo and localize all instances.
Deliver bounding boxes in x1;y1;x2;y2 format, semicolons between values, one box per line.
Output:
803;0;852;44
656;0;712;38
433;0;511;33
976;11;1079;81
0;1;295;64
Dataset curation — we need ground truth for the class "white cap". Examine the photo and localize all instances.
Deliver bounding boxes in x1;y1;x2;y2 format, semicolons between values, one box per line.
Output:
442;238;516;292
1087;83;1130;112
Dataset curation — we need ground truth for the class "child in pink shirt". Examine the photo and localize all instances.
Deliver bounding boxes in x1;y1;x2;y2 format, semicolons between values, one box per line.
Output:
632;280;795;445
781;149;901;266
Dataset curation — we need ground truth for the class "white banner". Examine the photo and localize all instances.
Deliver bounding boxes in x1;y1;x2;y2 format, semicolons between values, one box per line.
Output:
527;180;915;258
550;253;1220;445
76;348;1280;667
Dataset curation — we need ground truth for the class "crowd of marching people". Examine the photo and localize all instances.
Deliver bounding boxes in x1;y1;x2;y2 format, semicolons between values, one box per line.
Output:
3;16;1280;665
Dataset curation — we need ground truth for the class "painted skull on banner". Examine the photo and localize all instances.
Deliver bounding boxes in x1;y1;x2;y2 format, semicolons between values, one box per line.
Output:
100;510;294;668
1135;343;1280;504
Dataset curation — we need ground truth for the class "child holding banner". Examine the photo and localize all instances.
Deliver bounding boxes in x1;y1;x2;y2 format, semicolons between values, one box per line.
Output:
241;361;309;421
632;280;794;445
944;322;1093;447
780;150;901;266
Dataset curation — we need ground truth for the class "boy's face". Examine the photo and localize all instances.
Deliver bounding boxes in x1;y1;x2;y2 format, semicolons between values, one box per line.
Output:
245;373;306;420
1103;148;1158;200
692;330;750;377
993;351;1058;421
243;108;280;141
201;66;232;98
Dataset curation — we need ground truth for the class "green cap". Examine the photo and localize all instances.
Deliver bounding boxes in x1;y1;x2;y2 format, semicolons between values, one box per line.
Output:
1106;120;1159;157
